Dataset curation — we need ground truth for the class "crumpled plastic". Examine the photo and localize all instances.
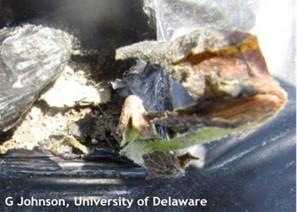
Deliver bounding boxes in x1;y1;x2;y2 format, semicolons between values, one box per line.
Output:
117;59;195;140
118;61;194;111
143;0;256;41
0;25;72;132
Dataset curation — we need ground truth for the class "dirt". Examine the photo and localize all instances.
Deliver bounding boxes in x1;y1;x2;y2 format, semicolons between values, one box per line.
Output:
0;60;124;157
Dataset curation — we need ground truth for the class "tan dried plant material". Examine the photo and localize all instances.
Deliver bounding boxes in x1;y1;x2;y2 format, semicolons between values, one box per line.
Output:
117;95;155;147
116;30;287;131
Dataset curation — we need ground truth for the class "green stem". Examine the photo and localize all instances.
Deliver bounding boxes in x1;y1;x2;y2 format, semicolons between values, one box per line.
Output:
120;122;258;165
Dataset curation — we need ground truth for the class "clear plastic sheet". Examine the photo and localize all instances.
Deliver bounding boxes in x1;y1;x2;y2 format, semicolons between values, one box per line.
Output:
143;0;257;40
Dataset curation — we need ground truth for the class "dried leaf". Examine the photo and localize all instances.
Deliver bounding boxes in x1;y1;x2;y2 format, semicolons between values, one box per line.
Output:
117;29;287;131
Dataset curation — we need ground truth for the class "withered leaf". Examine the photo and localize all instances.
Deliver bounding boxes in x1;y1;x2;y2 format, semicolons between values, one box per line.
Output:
117;29;287;131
